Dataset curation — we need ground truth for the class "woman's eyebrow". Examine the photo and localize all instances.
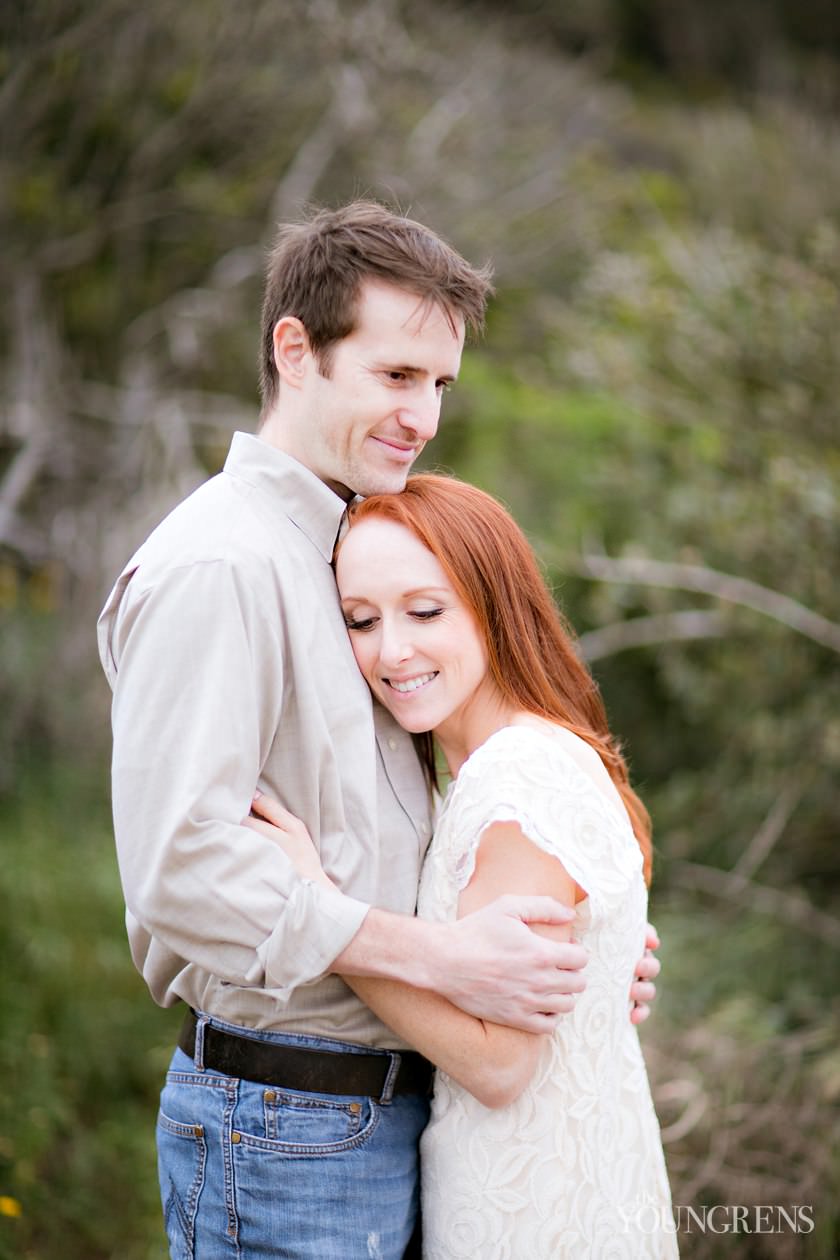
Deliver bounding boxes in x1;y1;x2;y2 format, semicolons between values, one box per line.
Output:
340;586;450;603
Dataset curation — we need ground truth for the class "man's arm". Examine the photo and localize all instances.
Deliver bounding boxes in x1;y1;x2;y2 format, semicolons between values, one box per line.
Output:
341;822;579;1106
245;798;586;1034
247;793;656;1032
332;898;585;1032
102;558;369;994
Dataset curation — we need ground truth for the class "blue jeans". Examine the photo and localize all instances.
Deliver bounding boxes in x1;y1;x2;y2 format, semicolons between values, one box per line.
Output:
157;1015;430;1259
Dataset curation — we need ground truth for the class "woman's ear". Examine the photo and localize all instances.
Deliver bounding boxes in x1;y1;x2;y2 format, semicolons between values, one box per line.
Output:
272;316;311;388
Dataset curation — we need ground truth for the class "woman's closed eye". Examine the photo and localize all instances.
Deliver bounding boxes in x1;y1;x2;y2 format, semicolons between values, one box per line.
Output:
343;607;444;632
344;614;378;632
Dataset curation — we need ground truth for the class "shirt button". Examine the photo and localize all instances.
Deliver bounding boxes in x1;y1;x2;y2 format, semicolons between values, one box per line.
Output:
387;737;398;751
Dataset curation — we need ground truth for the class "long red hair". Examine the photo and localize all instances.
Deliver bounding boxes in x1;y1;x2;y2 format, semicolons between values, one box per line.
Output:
345;473;653;884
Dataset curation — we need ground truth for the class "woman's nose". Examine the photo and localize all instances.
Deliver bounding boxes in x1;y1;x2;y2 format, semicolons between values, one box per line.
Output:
378;621;413;668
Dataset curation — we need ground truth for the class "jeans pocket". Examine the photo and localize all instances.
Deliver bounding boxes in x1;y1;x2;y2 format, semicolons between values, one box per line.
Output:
235;1085;380;1154
157;1109;208;1260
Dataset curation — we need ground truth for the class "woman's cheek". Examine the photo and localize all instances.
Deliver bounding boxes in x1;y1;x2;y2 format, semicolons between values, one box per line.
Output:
352;637;377;684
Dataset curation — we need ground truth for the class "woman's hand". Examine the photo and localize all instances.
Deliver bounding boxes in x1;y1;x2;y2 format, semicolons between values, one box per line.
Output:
243;791;334;889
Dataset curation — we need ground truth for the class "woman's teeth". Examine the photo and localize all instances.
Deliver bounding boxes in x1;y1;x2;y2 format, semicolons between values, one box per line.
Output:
387;673;437;693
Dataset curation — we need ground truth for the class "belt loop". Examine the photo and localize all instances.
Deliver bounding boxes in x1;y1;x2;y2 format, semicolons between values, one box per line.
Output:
379;1051;401;1105
194;1013;209;1072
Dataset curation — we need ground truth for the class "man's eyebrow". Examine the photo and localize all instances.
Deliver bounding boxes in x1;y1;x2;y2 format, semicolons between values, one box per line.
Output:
375;361;458;382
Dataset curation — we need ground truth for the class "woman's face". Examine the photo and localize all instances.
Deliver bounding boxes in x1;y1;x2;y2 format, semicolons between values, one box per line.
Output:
336;517;499;744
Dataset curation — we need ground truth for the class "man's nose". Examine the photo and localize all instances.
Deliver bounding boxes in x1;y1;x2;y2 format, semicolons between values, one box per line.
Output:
399;383;442;441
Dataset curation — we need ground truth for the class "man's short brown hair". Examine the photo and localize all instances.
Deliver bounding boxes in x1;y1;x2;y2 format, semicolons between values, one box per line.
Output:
259;201;493;413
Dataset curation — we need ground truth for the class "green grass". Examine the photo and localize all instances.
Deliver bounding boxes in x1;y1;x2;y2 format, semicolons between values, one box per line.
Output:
0;765;179;1260
642;894;840;1259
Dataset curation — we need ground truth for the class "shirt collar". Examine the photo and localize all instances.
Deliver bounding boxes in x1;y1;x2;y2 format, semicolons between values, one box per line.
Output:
223;431;348;562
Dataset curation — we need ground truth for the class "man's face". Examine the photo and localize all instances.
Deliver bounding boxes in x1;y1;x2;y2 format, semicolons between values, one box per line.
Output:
293;281;465;499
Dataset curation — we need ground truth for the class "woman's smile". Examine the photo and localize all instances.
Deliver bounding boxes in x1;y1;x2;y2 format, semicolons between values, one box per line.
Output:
385;671;439;694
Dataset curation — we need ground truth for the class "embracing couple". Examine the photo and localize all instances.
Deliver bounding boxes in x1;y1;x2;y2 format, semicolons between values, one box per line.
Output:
98;202;676;1259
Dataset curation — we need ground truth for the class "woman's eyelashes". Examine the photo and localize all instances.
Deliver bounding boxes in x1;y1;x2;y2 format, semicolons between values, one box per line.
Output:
343;614;377;632
342;606;446;632
410;607;445;621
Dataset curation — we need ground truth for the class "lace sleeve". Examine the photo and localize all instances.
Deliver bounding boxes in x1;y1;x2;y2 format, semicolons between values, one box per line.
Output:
444;727;643;925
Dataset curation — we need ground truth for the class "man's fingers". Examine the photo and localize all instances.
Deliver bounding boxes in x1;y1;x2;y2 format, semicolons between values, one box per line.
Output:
519;1011;561;1034
537;992;578;1016
630;1002;651;1026
644;922;661;951
546;942;588;977
492;990;579;1032
630;980;656;1005
635;952;661;982
507;894;576;925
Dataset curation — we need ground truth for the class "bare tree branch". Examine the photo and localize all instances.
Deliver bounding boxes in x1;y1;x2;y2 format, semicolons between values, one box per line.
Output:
1;275;58;559
577;609;730;661
576;552;840;653
670;860;840;947
732;780;805;882
0;437;49;551
269;63;374;224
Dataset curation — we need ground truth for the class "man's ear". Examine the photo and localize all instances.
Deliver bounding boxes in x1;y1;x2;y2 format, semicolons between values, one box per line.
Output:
272;316;311;388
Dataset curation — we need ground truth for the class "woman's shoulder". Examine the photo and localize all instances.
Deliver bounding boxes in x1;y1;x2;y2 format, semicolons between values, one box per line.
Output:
437;717;641;907
462;718;626;819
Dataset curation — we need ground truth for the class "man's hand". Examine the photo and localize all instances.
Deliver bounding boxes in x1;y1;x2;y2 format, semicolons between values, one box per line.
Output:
433;895;587;1034
630;922;661;1025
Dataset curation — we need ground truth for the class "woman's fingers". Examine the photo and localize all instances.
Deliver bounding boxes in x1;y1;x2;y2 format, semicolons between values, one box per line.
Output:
251;790;296;829
249;792;316;851
242;816;281;842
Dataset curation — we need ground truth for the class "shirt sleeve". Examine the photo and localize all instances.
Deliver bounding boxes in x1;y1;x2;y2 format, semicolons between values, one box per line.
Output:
101;555;369;994
447;730;644;925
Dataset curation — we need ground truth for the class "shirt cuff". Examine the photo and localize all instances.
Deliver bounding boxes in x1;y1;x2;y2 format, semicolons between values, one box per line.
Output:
257;881;370;992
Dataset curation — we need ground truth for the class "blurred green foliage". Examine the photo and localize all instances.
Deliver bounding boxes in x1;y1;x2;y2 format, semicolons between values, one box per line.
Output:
1;0;838;1255
0;769;178;1259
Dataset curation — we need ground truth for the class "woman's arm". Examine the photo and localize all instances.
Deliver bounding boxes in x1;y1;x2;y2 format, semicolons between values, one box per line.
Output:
347;820;579;1107
246;794;579;1107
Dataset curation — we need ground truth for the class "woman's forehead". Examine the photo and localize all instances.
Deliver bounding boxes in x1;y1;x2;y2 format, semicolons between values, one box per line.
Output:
336;516;448;597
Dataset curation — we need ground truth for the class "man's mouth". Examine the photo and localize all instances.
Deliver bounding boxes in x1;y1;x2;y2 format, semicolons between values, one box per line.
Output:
384;672;438;694
372;436;421;460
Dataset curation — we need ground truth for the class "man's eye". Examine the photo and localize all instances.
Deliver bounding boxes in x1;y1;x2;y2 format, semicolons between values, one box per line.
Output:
436;380;452;395
344;616;377;632
386;371;407;383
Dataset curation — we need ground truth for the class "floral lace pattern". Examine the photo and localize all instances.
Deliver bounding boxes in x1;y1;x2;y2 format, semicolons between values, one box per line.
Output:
418;725;678;1259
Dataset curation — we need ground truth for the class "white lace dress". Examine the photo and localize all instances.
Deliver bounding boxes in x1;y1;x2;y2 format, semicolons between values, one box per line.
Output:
418;725;678;1259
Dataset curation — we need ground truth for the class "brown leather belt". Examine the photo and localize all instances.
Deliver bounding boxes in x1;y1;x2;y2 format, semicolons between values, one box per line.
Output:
177;1010;433;1101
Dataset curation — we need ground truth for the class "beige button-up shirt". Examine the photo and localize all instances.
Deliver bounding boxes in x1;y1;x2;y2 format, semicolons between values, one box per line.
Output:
98;432;432;1048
